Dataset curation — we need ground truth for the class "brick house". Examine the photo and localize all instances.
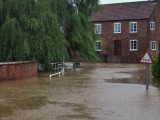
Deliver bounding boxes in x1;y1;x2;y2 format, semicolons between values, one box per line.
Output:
90;0;160;62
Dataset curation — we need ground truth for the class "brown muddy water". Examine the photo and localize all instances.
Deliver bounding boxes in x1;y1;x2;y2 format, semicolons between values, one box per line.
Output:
0;63;160;120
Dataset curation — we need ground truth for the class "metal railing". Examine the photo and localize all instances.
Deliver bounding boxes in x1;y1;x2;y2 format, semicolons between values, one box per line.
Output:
49;62;64;79
49;62;81;79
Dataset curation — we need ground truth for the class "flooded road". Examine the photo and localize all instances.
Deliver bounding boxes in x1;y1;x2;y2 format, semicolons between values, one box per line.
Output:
0;63;160;120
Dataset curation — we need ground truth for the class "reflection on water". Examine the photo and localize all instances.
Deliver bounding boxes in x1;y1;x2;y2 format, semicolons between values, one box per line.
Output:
0;63;160;120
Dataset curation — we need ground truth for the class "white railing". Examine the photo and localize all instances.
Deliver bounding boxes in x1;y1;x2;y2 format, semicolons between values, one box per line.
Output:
49;62;81;79
49;62;64;79
49;68;64;79
51;62;64;70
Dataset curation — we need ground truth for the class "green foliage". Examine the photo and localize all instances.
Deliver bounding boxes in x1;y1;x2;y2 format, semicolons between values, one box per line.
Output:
57;0;99;62
151;52;160;78
0;0;99;70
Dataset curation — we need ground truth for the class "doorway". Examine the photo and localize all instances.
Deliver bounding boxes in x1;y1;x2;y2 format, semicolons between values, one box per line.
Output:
114;40;121;55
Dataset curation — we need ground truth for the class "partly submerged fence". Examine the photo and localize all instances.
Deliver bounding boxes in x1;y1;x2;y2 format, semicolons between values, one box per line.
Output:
49;62;64;79
49;62;81;79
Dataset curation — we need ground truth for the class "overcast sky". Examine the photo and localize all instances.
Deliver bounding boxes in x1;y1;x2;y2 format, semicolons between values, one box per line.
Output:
100;0;148;4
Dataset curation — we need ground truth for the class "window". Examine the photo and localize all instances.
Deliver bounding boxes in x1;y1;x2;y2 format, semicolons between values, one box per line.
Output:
60;26;64;33
130;22;137;33
94;24;101;34
95;40;102;51
114;23;121;33
130;40;137;51
151;41;156;50
150;22;155;30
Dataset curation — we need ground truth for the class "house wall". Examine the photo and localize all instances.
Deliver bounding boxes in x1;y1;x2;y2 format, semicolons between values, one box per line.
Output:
92;1;160;63
94;19;149;62
149;3;160;57
0;61;37;81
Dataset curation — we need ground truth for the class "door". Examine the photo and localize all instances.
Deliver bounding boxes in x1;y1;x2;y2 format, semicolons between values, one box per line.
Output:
114;40;121;55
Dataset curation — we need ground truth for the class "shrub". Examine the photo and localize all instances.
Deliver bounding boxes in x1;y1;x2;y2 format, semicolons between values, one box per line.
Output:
151;52;160;78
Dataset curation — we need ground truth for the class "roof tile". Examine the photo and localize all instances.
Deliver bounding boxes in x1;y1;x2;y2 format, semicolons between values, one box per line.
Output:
90;1;156;22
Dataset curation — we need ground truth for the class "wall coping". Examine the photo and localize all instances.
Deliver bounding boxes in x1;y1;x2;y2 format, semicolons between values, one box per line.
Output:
0;61;37;65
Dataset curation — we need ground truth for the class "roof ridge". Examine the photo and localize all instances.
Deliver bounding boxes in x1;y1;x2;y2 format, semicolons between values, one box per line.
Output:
100;1;152;5
90;1;156;22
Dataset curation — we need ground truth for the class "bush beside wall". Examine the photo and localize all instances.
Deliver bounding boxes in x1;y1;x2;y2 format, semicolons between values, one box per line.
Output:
151;52;160;78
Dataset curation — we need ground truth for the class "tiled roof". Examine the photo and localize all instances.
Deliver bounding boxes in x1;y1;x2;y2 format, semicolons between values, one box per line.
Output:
90;1;156;22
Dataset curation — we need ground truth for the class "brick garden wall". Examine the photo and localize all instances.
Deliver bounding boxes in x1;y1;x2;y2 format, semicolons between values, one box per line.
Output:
0;61;38;80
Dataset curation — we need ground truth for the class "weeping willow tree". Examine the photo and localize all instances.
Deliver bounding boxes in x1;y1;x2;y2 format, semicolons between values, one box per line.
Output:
56;0;100;61
0;0;99;70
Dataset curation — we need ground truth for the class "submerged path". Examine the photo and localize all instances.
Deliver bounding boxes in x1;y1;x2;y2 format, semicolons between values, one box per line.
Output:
0;63;160;120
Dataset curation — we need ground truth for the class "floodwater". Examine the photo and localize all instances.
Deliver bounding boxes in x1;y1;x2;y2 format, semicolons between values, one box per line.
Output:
0;63;160;120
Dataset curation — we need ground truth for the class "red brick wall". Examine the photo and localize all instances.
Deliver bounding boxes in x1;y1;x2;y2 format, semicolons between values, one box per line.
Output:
148;3;160;57
92;1;160;63
0;61;38;80
94;19;149;62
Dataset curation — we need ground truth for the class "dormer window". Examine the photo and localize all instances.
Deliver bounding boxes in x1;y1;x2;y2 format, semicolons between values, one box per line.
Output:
130;22;137;33
94;24;102;34
150;22;155;30
114;23;121;33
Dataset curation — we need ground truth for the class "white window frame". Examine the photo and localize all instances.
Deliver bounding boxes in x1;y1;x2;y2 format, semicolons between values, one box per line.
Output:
130;40;138;51
60;26;64;33
95;40;102;51
150;22;155;30
114;23;121;33
94;24;102;34
130;22;137;33
151;41;156;50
